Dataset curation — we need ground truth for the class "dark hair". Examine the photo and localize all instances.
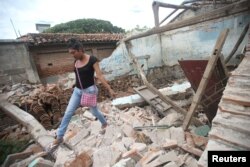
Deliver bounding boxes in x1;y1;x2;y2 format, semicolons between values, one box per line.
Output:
67;38;84;51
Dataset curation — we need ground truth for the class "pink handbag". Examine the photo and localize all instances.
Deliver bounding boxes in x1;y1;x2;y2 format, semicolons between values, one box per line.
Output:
80;93;97;107
75;61;97;107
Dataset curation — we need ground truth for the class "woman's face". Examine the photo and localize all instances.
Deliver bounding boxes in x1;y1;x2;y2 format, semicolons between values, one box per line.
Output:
69;48;83;60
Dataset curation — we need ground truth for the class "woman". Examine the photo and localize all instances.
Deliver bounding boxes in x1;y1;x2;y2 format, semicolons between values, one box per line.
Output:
47;38;115;151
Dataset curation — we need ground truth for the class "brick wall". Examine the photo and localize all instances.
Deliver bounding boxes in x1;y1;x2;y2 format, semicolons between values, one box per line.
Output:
30;43;117;78
97;64;185;101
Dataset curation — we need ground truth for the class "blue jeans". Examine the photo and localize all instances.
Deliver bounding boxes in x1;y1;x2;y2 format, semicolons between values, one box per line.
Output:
56;85;107;139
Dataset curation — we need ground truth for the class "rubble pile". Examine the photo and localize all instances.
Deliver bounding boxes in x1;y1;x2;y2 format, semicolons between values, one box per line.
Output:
1;80;210;166
1;83;72;129
47;101;208;167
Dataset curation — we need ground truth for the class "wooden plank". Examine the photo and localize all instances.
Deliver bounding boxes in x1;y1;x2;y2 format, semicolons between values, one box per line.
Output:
183;29;229;130
135;85;147;91
124;0;249;42
134;87;167;116
219;55;229;77
126;42;202;126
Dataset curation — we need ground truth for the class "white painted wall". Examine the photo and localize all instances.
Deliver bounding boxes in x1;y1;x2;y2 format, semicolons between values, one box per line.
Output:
100;11;250;80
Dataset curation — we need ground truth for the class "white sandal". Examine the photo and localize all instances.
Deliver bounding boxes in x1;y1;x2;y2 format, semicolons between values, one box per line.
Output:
45;139;63;153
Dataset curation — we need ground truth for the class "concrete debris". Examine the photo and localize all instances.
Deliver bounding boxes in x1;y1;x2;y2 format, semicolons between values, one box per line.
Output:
161;139;178;150
92;146;121;167
143;150;178;167
113;158;137;167
158;110;183;127
112;81;192;110
1;80;209;166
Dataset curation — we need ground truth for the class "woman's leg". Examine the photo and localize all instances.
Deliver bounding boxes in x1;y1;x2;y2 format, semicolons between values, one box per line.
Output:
56;87;81;139
90;106;107;126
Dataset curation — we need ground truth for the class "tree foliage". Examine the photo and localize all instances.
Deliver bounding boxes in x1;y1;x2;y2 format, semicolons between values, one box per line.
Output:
44;18;125;33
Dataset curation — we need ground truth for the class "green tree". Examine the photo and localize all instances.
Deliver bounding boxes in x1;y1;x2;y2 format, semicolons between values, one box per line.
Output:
44;18;125;33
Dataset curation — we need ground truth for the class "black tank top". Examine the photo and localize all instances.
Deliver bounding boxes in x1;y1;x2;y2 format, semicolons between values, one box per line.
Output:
75;56;98;89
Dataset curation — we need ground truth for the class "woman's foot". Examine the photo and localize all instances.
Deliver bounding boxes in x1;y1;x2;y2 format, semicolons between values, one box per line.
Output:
99;123;108;134
46;138;63;153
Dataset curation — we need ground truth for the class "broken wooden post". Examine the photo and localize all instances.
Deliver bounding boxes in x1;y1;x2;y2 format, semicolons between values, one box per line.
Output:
182;29;229;131
152;1;199;10
125;41;202;126
152;1;198;27
152;1;160;27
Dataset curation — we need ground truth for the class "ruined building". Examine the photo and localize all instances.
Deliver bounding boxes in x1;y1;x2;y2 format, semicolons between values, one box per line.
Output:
0;0;250;166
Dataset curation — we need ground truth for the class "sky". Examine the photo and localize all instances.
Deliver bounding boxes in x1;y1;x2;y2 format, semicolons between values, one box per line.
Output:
0;0;184;39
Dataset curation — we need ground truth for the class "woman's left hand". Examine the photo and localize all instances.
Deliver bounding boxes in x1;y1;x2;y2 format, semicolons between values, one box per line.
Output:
108;89;116;98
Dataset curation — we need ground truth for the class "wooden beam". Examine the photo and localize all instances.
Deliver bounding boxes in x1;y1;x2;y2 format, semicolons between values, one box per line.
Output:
225;23;249;64
152;1;160;27
125;42;186;115
125;42;202;126
182;29;229;131
124;0;249;42
152;1;199;10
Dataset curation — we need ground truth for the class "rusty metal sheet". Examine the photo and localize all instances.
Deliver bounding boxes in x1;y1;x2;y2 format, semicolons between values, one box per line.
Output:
179;59;228;121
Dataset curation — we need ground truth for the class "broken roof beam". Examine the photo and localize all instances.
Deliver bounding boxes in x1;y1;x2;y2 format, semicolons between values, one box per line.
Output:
152;1;199;27
159;0;201;26
125;42;202;126
124;0;249;42
152;1;199;10
182;29;229;131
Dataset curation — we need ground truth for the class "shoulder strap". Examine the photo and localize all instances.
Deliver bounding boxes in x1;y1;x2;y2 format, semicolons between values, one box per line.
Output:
75;60;97;91
75;61;83;90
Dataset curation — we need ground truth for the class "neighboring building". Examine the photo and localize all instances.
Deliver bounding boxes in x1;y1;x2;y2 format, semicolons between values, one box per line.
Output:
0;33;123;85
35;23;51;33
18;33;123;79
